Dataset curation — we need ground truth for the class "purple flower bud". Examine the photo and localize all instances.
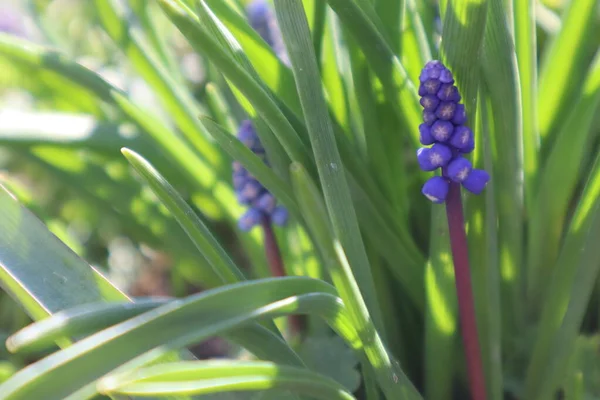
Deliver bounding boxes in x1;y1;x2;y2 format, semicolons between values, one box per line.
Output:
449;125;474;151
462;169;490;194
247;0;289;65
255;192;276;213
430;120;454;142
423;111;437;126
439;69;454;84
437;84;461;102
417;143;452;171
435;102;457;121
237;120;258;148
420;79;442;96
419;123;435;145
239;208;263;231
420;95;440;111
452;104;467;125
447;157;473;182
422;176;449;203
271;206;289;225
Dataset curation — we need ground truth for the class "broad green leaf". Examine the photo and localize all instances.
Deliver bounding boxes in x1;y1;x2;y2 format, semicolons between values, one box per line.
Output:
0;278;349;399
0;183;127;323
99;360;356;400
298;335;361;392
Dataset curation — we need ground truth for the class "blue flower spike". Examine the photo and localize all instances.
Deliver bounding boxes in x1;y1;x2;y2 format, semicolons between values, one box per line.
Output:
416;60;490;202
233;120;288;230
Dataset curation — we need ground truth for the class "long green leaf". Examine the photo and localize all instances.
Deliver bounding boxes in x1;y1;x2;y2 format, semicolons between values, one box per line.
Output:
525;153;600;400
121;148;246;286
273;0;384;335
157;0;313;173
527;51;600;310
100;360;356;400
0;278;348;399
0;32;238;221
0;184;127;322
537;0;598;139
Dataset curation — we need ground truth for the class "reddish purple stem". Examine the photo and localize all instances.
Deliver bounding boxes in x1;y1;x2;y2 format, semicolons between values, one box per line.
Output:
445;182;487;400
261;217;303;336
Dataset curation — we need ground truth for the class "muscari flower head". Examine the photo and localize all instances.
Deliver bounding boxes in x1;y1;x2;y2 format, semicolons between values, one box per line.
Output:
233;120;288;231
417;60;490;203
246;0;289;65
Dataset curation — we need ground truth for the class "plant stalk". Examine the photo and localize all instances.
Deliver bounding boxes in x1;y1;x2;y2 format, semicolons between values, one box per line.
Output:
445;182;487;400
261;217;304;337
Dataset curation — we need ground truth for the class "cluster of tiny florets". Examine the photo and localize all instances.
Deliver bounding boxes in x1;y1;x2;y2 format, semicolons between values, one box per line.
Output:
233;120;288;231
246;0;289;65
417;60;490;203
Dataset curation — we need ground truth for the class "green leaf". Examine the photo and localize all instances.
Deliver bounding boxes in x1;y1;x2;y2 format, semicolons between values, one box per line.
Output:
200;118;301;220
121;148;246;286
537;0;598;139
527;51;600;308
289;163;421;400
6;299;170;355
0;278;348;399
323;0;421;140
274;0;387;335
525;153;600;400
514;0;540;211
0;32;238;220
94;0;222;168
157;0;313;173
99;360;356;400
298;335;361;393
0;183;127;323
480;0;525;341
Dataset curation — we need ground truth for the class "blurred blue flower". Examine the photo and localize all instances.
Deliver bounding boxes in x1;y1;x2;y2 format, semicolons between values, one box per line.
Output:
417;60;490;202
233;120;288;231
246;0;289;65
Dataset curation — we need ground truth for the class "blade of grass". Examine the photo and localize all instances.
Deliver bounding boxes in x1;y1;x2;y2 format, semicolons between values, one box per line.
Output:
322;0;422;141
274;0;384;335
0;33;239;221
289;163;422;399
480;0;525;343
424;205;457;400
121;148;246;286
525;152;600;400
537;0;598;139
527;51;600;311
94;0;223;168
100;361;356;400
514;0;539;214
0;278;346;399
158;0;313;174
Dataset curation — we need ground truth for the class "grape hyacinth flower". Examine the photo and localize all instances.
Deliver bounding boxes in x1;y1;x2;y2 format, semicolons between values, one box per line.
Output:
233;120;288;232
417;60;489;202
246;0;290;65
417;60;489;400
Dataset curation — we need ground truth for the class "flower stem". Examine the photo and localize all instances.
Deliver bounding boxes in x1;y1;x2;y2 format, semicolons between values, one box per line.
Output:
445;182;487;400
261;217;304;337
